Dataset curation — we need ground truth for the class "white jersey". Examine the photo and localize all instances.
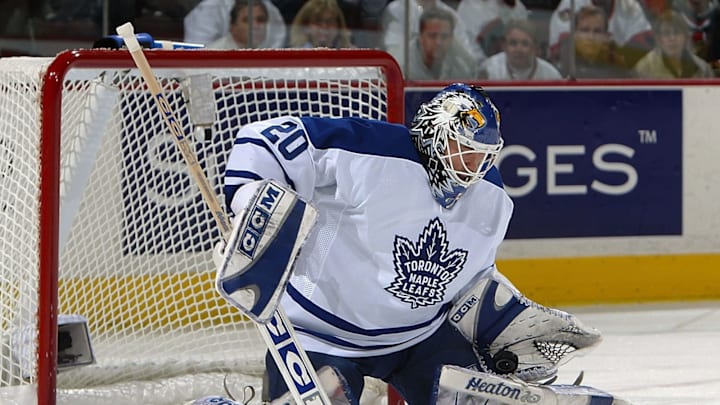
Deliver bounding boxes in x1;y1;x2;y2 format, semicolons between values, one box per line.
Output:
225;116;514;357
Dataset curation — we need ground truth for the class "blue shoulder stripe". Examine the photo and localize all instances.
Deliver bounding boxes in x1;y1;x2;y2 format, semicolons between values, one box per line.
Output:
226;138;297;213
300;117;420;163
223;170;262;211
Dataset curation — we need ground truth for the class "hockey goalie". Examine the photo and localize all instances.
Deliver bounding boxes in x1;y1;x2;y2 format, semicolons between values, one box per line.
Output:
209;83;631;404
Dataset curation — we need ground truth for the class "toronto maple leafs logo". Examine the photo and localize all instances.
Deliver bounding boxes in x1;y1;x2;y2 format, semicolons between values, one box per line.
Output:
385;218;467;308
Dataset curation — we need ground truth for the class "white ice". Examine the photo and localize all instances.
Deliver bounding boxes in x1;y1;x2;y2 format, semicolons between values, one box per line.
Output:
554;301;720;405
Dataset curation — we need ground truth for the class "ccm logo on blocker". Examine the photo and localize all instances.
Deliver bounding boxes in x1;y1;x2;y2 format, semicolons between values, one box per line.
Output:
239;184;285;258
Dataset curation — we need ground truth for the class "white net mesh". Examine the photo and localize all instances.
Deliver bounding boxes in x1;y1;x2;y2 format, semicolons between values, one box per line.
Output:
0;58;47;389
0;50;398;404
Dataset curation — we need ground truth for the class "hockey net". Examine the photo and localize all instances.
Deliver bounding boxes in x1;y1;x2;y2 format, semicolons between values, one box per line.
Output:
0;49;403;405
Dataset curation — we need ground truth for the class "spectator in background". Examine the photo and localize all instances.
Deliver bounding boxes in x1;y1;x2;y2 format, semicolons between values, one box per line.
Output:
634;9;715;77
289;0;355;48
478;19;563;79
272;0;388;48
558;5;632;77
397;7;477;79
456;0;529;57
674;0;720;67
548;0;654;66
207;0;270;48
184;0;286;47
381;0;485;66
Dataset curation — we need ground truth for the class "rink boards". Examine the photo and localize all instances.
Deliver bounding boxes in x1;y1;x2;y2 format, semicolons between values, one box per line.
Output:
405;84;720;305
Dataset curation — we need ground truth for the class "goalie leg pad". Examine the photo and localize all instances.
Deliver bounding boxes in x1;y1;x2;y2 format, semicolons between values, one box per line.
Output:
214;180;318;323
449;267;602;382
435;365;632;405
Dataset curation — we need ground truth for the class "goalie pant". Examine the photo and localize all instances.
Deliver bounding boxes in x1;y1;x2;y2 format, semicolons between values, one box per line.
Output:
435;365;633;405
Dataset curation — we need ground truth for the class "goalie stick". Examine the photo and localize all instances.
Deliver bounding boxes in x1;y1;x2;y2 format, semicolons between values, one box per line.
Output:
115;22;332;405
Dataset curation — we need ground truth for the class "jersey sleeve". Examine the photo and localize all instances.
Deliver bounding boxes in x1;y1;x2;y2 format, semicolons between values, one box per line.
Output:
224;116;318;215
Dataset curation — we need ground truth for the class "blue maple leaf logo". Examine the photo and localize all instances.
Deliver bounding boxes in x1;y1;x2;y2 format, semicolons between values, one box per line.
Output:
385;218;467;308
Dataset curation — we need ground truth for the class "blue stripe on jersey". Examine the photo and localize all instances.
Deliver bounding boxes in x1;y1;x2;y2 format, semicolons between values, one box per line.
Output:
482;166;504;189
294;327;402;350
300;117;421;162
223;170;262;211
287;283;448;336
228;138;295;212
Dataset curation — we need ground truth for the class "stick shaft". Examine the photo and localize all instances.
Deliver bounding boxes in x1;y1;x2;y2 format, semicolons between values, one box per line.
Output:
116;22;331;404
117;24;230;236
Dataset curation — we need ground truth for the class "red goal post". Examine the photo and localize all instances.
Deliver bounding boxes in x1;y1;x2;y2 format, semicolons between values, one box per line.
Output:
0;48;403;405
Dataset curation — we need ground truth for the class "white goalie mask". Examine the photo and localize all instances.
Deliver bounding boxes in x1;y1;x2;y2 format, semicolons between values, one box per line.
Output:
411;83;503;208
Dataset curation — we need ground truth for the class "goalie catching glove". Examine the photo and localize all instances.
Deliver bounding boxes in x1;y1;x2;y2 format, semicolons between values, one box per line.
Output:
213;180;318;323
449;267;602;382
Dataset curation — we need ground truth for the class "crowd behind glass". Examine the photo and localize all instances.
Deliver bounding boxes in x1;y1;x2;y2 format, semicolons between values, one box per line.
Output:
1;0;718;79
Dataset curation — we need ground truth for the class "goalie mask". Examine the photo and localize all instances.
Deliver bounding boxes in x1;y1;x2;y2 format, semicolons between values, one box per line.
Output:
411;83;503;208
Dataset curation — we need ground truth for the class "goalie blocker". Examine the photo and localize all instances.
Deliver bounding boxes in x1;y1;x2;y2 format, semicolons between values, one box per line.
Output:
214;180;318;324
448;267;602;382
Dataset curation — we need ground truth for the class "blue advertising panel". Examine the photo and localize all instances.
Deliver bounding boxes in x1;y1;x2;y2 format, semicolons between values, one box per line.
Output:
406;88;682;239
